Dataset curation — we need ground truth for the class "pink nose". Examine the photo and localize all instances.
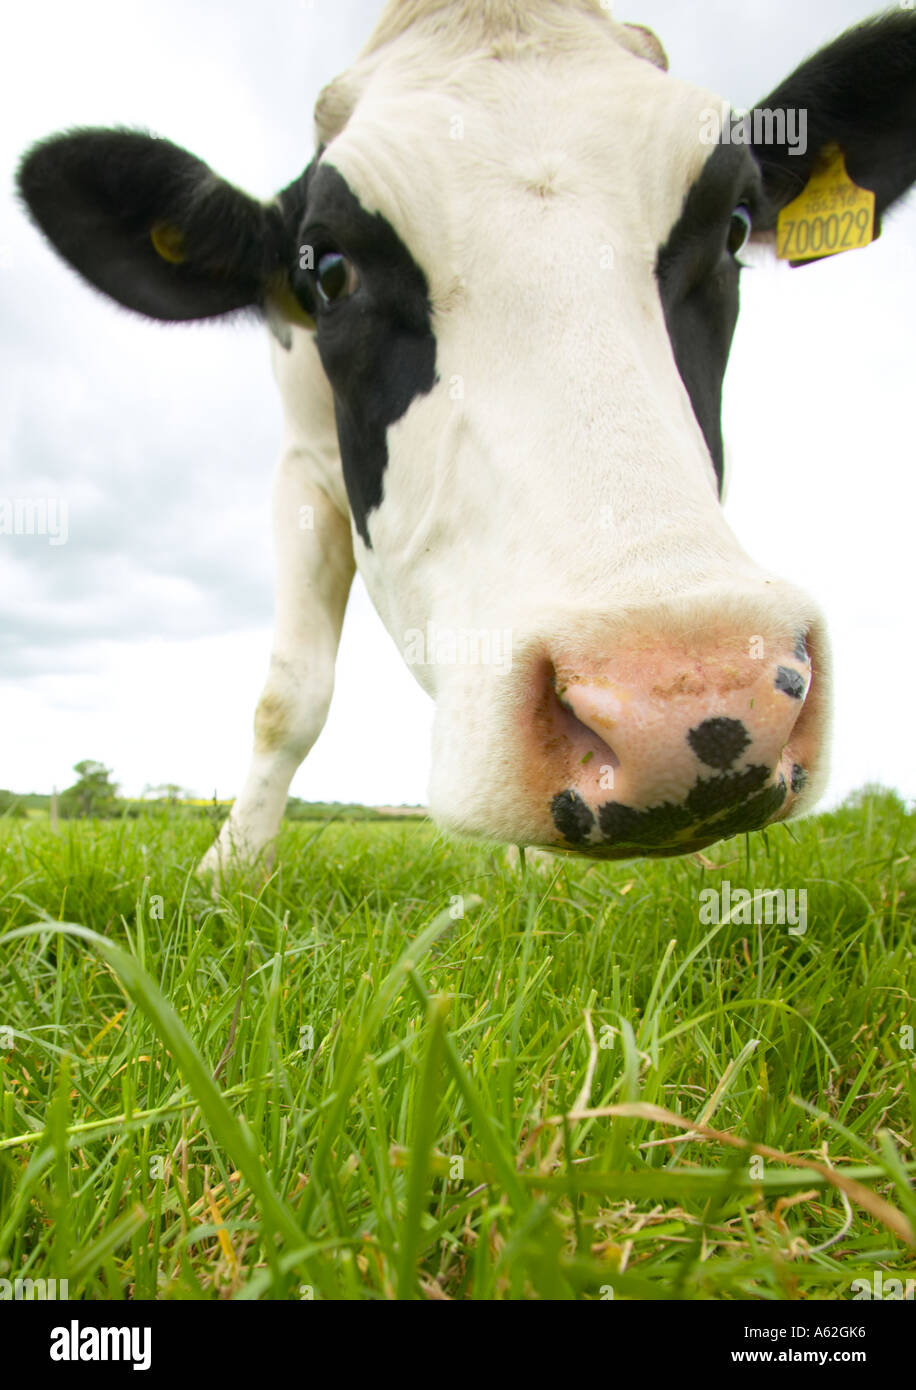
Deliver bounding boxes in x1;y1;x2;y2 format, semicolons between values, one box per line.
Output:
539;634;816;855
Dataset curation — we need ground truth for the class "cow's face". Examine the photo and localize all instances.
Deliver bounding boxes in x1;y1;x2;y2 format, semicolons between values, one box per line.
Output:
18;6;916;857
282;30;827;854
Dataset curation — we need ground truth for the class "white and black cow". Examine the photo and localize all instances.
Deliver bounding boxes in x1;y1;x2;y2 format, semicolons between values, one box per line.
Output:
17;3;916;867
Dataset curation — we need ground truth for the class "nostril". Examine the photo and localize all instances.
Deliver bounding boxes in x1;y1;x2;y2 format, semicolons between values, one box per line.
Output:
549;665;621;771
775;665;807;700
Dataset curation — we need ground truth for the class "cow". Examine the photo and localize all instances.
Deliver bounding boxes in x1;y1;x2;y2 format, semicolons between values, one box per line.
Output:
16;3;916;870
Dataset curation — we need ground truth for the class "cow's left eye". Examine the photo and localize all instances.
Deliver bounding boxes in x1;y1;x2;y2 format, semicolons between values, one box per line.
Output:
727;206;752;258
316;250;359;304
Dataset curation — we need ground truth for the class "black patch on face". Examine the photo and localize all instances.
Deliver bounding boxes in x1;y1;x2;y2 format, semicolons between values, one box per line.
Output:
687;716;750;770
794;631;809;663
685;763;771;820
791;763;807;794
550;790;595;844
597;798;693;846
656;144;762;492
288;163;437;547
774;665;805;699
588;765;785;851
553;759;790;852
694;774;787;840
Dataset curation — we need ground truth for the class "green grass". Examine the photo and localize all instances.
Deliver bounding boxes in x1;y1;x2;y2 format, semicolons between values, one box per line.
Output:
0;788;913;1300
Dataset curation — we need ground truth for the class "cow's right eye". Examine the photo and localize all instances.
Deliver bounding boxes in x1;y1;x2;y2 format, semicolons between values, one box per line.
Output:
316;250;359;304
727;206;752;259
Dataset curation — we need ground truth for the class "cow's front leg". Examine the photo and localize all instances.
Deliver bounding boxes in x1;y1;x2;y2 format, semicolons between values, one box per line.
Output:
198;465;354;877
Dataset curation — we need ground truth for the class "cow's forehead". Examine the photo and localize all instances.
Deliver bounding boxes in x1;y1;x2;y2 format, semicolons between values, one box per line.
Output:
316;46;734;284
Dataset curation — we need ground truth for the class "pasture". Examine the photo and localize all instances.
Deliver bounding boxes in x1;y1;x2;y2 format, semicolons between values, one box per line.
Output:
0;789;913;1301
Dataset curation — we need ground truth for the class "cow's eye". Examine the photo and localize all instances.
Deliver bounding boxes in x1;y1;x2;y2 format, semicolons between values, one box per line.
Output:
316;250;359;304
727;205;752;259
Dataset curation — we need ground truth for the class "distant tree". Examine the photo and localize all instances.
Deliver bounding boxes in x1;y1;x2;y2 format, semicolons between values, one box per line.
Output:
142;783;190;804
0;789;27;818
59;760;120;819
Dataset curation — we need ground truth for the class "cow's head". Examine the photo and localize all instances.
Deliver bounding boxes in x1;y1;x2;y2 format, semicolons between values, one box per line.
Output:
18;5;916;858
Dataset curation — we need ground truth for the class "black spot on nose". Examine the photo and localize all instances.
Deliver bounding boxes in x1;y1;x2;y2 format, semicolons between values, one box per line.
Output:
775;666;806;700
551;790;594;844
687;717;750;770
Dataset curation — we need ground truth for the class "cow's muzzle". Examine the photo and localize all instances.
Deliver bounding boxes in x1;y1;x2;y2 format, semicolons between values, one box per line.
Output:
531;628;824;858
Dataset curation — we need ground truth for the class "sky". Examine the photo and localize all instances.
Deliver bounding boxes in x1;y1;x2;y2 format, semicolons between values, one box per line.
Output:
1;0;914;809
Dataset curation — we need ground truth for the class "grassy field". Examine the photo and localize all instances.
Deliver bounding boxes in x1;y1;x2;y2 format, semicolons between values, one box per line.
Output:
0;788;913;1301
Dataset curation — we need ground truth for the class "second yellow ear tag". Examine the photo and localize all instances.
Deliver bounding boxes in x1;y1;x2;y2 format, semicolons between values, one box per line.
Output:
150;221;186;264
777;144;875;265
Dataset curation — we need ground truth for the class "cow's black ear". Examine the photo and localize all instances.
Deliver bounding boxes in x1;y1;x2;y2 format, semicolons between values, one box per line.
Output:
750;12;916;229
17;128;296;322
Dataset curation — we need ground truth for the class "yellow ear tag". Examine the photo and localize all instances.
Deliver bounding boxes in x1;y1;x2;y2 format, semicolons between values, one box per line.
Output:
267;276;315;330
777;144;875;265
150;221;186;264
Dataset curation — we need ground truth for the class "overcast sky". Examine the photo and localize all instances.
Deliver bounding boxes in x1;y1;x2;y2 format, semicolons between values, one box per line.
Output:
1;0;914;808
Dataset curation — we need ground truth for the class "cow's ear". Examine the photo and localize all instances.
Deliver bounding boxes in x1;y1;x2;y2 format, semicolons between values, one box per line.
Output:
17;128;307;324
750;12;916;231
